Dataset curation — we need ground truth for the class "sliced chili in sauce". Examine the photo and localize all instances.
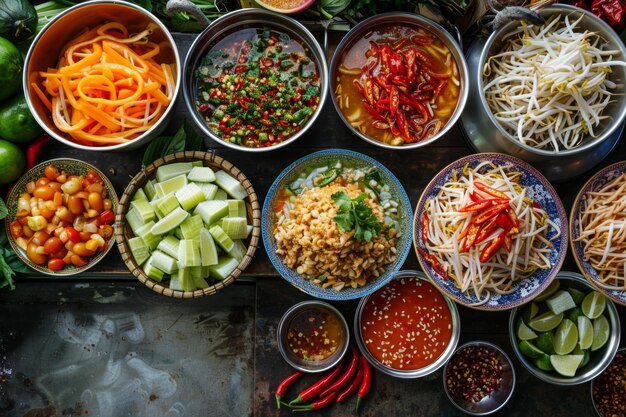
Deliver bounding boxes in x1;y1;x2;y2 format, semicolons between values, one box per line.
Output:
361;276;453;370
286;309;344;361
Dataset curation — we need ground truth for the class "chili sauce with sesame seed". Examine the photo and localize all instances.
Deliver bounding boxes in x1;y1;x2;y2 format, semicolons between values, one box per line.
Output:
286;309;343;361
360;276;453;370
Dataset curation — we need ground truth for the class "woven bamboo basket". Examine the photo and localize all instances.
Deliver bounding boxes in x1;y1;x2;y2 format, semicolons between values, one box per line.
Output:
115;151;261;298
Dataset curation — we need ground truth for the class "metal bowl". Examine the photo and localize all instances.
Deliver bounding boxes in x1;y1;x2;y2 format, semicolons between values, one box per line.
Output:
354;270;460;378
443;341;516;415
591;347;626;417
23;0;181;152
329;13;469;150
462;4;626;181
277;301;349;373
182;9;328;152
509;271;621;386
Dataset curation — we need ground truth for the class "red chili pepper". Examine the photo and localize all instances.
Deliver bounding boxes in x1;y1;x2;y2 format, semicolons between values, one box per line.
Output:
288;364;343;406
368;40;379;55
389;86;399;114
319;346;359;398
479;231;507;263
398;94;430;121
475;216;499;245
504;234;513;252
362;102;386;122
26;134;51;170
424;67;452;79
421;212;430;244
355;356;372;417
395;109;411;139
592;0;626;32
459;199;506;213
66;227;81;243
506;208;520;228
469;192;481;203
238;98;249;110
372;120;390;129
410;35;433;45
234;65;247;73
99;210;115;225
275;371;304;408
336;360;363;403
411;47;438;68
496;212;515;232
364;78;375;103
404;48;417;82
474;181;510;201
460;222;480;252
285;390;339;411
380;45;392;73
417;247;448;279
473;202;509;225
389;52;405;76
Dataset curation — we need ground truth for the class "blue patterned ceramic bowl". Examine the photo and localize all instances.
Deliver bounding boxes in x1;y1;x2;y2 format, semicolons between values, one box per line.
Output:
262;149;412;300
414;153;568;311
5;158;118;276
570;161;626;307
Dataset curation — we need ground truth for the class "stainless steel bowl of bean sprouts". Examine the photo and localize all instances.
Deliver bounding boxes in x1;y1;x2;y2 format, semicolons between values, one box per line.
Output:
479;4;626;156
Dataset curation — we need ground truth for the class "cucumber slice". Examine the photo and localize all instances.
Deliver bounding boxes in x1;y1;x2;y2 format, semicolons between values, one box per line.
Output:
196;200;228;225
192;273;210;289
128;236;150;265
170;268;185;291
200;228;218;266
150;250;178;275
143;180;157;200
144;262;165;282
155;174;188;198
227;200;246;218
126;207;145;234
228;239;247;262
209;257;239;280
151;207;189;235
179;214;203;241
220;217;248;240
178;239;201;267
155;193;180;217
213;189;227;200
201;265;210;278
136;221;160;250
215;171;247;200
209;225;234;252
130;200;155;224
156;162;193;182
187;166;216;183
195;183;218;201
191;161;203;168
132;188;148;202
157;235;180;258
175;183;205;211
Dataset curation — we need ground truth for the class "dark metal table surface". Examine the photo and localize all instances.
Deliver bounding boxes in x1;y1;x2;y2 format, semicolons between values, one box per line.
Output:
1;30;625;417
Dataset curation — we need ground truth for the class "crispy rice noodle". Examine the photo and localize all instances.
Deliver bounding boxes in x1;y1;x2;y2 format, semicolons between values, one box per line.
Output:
576;172;626;290
422;161;561;305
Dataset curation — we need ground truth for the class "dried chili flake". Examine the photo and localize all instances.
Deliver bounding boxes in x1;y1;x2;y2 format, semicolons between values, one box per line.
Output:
445;345;504;404
592;350;626;417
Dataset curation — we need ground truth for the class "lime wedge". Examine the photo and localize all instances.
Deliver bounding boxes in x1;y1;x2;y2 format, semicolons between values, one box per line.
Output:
550;355;583;377
517;319;538;341
529;311;564;332
518;340;545;359
535;354;554;371
582;292;606;319
567;287;587;305
553;319;578;355
521;302;539;324
591;315;610;351
535;280;560;302
567;307;584;323
536;332;555;355
572;347;590;368
577;315;593;350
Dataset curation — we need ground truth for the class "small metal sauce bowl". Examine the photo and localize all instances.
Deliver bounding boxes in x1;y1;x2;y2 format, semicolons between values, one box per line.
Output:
277;301;349;373
443;341;516;416
591;347;626;417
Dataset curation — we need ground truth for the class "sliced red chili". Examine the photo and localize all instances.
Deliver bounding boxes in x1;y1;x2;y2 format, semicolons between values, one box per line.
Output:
474;181;510;201
460;222;480;252
473;203;509;225
459;199;506;213
389;86;399;114
496;212;515;232
475;216;499;245
421;212;430;244
417;247;448;279
504;234;513;252
479;231;507;263
362;102;386;122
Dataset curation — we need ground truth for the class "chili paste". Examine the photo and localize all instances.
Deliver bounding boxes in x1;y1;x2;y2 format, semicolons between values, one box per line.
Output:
194;27;320;148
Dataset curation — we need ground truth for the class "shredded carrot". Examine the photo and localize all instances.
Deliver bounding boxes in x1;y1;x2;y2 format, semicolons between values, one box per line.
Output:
37;22;175;147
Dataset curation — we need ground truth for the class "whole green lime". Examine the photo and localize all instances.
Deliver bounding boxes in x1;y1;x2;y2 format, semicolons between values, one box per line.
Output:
0;37;23;101
0;94;42;143
0;139;25;184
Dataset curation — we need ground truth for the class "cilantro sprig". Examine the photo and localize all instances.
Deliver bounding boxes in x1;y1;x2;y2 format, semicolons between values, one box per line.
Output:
331;192;382;241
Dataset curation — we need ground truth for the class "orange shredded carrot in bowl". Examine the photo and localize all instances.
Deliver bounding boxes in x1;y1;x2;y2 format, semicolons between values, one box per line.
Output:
36;22;176;147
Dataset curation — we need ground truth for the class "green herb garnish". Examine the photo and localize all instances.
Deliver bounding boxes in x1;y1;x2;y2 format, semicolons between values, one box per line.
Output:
331;192;382;242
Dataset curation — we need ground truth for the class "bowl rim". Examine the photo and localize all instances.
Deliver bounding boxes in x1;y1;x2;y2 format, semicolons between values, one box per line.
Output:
477;3;626;156
590;346;626;417
353;270;461;378
569;160;626;307
442;340;516;416
182;8;328;152
508;271;622;386
413;152;568;311
114;150;261;298
5;158;119;276
328;11;469;150
276;300;350;373
23;0;181;152
260;148;413;300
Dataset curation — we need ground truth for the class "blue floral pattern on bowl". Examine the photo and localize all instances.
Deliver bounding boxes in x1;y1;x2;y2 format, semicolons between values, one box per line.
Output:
414;153;568;310
570;161;626;307
262;149;412;300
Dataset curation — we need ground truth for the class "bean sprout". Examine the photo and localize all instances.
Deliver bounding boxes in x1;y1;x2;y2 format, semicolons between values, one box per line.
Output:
422;162;561;305
483;14;626;152
576;172;626;290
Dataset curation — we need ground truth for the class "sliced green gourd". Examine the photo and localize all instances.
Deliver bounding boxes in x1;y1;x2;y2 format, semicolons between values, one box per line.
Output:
132;188;148;202
209;225;234;252
193;274;209;289
149;250;178;275
155;193;180;217
175;183;205;211
195;183;218;200
213;189;227;200
157;235;181;258
136;221;160;250
227;200;246;218
228;239;247;262
215;171;247;200
200;228;218;266
547;291;577;315
155;174;188;198
144;262;165;282
196;200;228;225
169;268;185;291
187;166;216;183
143;180;157;200
178;239;201;267
149;197;164;219
179;214;203;241
126;207;145;234
192;161;203;167
151;207;189;235
209;257;239;280
156;162;193;182
220;217;248;240
130;200;155;224
128;236;150;265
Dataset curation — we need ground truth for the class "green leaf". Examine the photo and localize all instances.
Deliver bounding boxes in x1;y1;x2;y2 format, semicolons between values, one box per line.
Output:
364;168;384;185
4;250;29;274
184;121;204;151
331;192;382;241
333;212;354;232
331;192;352;211
0;255;15;290
0;198;7;221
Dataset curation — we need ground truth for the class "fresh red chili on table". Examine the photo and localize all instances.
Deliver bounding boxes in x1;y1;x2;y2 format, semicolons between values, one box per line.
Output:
275;371;304;408
355;356;372;416
335;361;363;403
26;134;51;170
319;345;359;398
284;391;339;412
288;363;343;406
